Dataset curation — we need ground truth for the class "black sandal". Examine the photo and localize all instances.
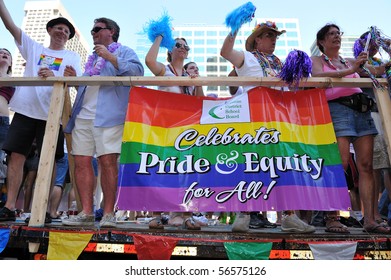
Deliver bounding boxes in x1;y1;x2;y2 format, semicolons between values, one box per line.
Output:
148;215;169;229
25;212;52;224
183;217;201;230
324;215;350;234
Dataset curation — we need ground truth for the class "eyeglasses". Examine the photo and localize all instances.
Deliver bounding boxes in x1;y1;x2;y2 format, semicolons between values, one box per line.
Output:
263;32;279;40
0;51;11;57
326;31;344;37
52;26;71;35
175;42;190;51
90;26;111;35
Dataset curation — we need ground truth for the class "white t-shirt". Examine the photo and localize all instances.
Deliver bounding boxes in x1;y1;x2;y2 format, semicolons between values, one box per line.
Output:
10;31;82;120
79;86;100;119
235;51;287;92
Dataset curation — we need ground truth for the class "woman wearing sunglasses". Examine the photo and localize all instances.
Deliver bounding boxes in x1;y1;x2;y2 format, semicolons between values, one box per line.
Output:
145;36;204;230
146;36;203;96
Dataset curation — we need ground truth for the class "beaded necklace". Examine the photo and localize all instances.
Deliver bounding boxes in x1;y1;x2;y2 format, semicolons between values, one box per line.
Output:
251;50;283;77
167;64;191;95
323;53;382;88
322;53;350;70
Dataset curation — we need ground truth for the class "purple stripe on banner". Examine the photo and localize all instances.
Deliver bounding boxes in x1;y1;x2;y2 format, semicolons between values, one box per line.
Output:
116;185;351;212
118;163;347;189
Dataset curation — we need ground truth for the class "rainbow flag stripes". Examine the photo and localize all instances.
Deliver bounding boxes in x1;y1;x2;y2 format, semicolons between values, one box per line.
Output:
117;86;351;212
38;54;63;71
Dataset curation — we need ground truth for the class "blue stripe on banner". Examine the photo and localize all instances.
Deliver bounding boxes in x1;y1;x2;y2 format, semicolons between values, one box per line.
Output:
0;228;10;254
118;163;347;189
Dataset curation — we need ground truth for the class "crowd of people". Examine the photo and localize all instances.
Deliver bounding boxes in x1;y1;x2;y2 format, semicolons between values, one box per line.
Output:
0;0;390;234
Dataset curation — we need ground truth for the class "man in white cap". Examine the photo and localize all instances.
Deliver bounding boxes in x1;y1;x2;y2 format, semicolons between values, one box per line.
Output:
221;21;316;233
0;0;82;221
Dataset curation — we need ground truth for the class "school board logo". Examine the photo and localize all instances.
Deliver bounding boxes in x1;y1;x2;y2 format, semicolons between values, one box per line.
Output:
200;93;250;124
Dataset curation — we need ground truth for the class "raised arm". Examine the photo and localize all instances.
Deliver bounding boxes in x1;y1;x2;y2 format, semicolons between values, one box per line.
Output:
0;0;22;45
220;32;244;69
145;35;166;76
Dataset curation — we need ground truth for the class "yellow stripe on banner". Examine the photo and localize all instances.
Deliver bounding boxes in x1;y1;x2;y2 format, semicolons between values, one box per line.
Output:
123;121;336;146
290;250;314;260
47;232;93;260
362;251;391;260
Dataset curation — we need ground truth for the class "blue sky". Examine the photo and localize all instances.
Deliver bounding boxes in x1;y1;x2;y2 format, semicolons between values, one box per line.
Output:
2;0;391;55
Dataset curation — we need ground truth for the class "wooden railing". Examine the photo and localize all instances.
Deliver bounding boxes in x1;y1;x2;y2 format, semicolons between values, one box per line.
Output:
0;76;390;232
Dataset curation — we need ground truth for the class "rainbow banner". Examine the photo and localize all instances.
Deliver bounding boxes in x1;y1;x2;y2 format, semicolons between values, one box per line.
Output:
117;86;351;212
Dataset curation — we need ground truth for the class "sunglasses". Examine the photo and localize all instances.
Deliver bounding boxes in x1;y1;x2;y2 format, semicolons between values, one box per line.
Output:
90;26;111;35
175;42;190;51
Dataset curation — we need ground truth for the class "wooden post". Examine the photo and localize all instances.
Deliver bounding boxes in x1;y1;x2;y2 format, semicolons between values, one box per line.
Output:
373;86;391;163
61;88;81;211
28;82;66;228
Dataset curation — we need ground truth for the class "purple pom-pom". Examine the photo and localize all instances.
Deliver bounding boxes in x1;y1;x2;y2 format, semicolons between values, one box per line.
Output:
353;37;365;58
278;50;312;89
225;2;256;35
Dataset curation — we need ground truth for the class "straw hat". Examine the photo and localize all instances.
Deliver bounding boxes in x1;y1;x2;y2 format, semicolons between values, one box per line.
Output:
245;21;286;51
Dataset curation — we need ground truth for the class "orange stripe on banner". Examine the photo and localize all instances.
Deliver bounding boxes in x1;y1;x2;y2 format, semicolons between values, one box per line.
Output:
33;254;47;260
84;242;97;252
269;250;291;259
248;87;331;125
126;87;204;125
354;253;366;260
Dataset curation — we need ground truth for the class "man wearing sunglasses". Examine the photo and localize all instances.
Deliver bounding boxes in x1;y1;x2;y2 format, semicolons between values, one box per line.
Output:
221;21;316;234
63;18;144;228
0;0;82;222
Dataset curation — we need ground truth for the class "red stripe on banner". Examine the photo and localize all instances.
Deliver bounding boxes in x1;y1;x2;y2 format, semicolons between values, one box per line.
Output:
248;87;331;126
126;87;204;126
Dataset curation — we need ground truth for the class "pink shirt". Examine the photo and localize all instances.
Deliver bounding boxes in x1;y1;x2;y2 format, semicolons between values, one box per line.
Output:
323;63;362;101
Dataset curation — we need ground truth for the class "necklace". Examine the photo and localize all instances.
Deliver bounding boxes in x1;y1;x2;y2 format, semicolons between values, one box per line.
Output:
168;64;185;77
85;42;121;76
167;64;191;95
251;50;283;77
322;53;350;70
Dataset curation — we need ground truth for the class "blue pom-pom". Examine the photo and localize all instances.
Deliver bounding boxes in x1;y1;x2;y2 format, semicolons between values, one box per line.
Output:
225;2;256;35
142;11;176;50
278;50;312;89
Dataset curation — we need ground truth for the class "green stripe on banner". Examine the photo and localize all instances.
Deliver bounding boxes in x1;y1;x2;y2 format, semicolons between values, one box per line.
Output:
0;228;10;254
120;141;341;165
224;242;273;260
